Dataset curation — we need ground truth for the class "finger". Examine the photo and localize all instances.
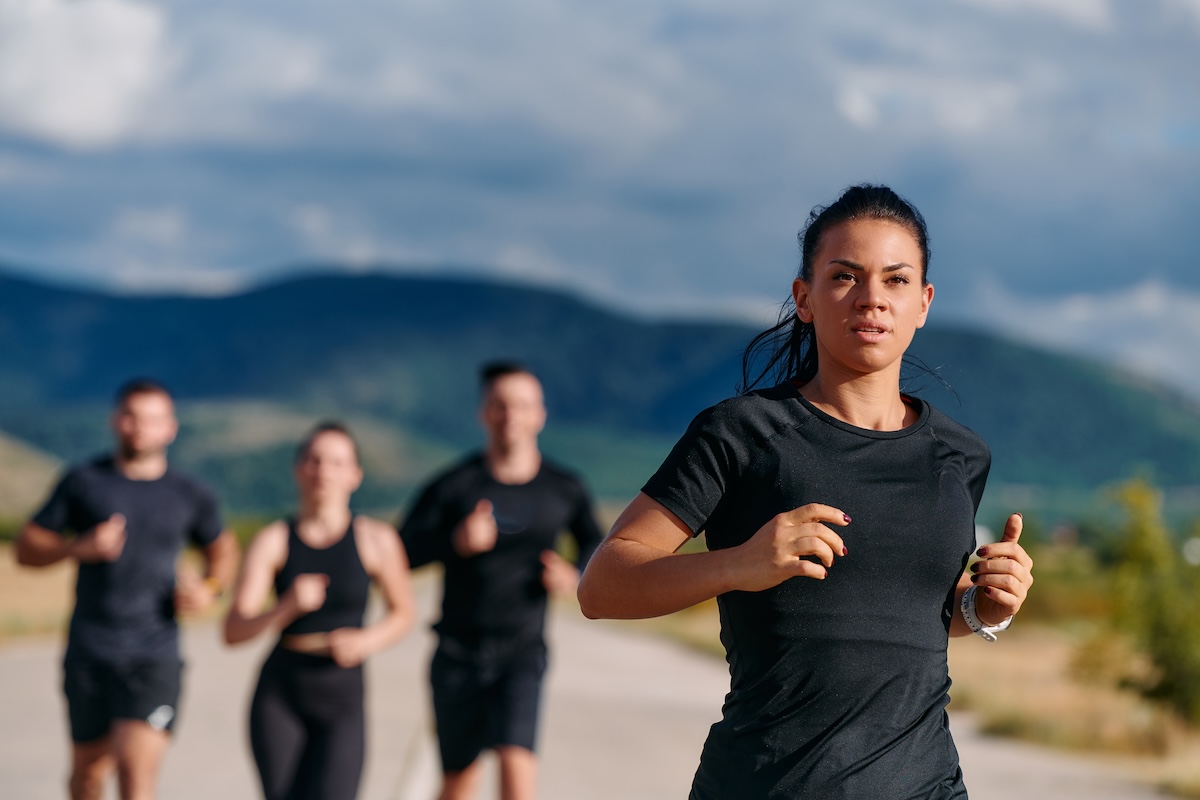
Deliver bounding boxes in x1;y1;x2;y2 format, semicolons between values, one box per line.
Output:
109;513;127;528
777;503;852;528
1000;513;1022;543
474;499;494;517
974;572;1028;600
782;537;840;568
977;541;1033;570
978;584;1024;614
786;558;830;581
787;526;847;560
973;566;1033;599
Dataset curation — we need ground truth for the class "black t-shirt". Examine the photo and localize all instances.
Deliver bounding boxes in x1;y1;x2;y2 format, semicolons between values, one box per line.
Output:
399;454;604;649
643;384;990;800
32;456;225;664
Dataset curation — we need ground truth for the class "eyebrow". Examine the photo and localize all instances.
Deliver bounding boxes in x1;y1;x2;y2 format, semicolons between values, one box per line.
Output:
828;259;915;273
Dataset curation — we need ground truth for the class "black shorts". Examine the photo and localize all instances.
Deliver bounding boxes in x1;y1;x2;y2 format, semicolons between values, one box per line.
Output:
429;637;548;772
62;658;183;743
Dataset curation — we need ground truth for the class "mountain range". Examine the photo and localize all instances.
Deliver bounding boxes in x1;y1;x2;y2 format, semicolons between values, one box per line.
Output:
2;267;1198;529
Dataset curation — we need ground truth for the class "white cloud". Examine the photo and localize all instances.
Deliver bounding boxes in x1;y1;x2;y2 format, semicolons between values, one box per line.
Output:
952;0;1113;31
1164;0;1200;29
0;0;168;149
112;206;187;248
835;70;1022;134
972;279;1200;399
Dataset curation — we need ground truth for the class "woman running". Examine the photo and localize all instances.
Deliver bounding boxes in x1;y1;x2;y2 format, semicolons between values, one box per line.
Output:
224;421;415;800
578;184;1034;799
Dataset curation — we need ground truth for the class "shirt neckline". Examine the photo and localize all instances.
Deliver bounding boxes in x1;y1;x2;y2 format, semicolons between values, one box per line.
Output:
787;383;929;440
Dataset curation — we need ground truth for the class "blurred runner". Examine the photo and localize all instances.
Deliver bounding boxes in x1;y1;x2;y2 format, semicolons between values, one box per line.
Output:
399;361;604;800
15;378;239;800
223;421;415;800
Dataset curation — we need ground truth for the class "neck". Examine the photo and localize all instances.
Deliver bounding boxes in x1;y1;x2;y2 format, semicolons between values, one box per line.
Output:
485;439;541;484
798;368;913;431
115;450;168;481
297;498;353;536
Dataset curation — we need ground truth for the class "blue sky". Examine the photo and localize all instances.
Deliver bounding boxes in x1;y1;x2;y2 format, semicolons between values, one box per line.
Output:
1;0;1199;397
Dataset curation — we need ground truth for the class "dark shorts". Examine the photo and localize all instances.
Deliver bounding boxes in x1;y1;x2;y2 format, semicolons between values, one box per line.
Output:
429;637;548;772
62;658;183;743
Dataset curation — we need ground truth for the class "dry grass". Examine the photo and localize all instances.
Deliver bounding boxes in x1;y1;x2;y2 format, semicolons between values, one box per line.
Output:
0;543;73;642
947;626;1200;798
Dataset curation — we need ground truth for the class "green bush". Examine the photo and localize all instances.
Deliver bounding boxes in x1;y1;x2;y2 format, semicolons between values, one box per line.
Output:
0;518;22;544
1100;479;1200;723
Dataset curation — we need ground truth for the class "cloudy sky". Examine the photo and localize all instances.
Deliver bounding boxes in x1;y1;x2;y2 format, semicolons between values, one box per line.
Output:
1;0;1199;396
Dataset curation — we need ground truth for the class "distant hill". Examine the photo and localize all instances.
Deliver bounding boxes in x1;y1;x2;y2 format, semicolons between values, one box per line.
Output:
0;430;59;519
2;267;1199;523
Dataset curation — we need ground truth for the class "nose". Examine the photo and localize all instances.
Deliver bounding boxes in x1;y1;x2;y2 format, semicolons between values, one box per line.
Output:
856;277;888;310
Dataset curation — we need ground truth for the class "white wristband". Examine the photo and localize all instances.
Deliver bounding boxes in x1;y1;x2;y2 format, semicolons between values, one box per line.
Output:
960;585;1012;643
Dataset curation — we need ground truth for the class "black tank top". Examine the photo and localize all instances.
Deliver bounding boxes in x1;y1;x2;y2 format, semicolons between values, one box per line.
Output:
275;517;371;636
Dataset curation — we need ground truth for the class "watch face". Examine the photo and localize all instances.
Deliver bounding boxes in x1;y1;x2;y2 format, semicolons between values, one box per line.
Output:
488;494;535;536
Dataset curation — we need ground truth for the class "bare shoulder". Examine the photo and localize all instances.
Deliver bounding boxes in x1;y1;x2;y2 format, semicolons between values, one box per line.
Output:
353;515;403;569
245;519;290;567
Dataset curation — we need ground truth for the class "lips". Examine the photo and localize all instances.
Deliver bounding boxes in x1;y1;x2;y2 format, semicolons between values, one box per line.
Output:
852;322;889;334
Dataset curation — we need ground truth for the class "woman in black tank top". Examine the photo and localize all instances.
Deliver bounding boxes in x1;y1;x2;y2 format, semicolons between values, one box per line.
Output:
223;421;415;800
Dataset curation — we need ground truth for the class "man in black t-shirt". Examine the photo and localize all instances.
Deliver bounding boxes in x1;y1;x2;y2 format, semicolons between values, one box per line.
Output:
399;362;603;800
15;379;239;800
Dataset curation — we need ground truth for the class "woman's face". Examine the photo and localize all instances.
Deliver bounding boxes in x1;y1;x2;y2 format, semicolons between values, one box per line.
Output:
793;218;934;380
294;431;363;504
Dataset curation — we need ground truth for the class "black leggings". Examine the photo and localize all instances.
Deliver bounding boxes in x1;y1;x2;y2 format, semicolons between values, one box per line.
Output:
249;646;366;800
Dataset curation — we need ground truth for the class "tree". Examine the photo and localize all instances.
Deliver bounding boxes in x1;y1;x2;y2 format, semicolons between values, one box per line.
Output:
1109;479;1200;723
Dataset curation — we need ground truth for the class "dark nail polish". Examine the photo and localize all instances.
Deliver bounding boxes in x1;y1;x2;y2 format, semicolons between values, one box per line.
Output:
983;587;992;595
842;546;848;556
843;514;852;524
970;574;978;583
977;547;989;557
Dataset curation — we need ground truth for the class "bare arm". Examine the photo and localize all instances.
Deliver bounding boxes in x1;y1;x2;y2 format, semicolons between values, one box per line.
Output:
577;493;849;620
15;516;126;567
222;522;319;645
176;530;241;616
327;518;417;667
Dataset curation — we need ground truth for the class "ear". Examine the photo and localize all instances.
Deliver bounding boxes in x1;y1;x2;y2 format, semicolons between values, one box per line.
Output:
792;278;814;323
915;282;934;329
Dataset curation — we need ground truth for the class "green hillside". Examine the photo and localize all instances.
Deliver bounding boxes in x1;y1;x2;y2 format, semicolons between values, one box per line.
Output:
1;268;1198;526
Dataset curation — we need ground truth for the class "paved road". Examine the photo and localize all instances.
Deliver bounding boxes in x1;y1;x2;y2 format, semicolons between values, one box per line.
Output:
0;589;1164;799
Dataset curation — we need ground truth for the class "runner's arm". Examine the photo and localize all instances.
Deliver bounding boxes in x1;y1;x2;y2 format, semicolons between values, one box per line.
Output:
397;483;456;569
222;522;303;645
578;493;849;620
13;522;74;567
200;530;240;595
345;518;417;657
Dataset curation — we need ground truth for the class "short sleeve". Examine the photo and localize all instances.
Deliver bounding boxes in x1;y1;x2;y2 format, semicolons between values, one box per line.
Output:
31;473;75;535
641;403;743;536
566;478;604;568
397;476;458;569
188;482;225;547
966;439;992;516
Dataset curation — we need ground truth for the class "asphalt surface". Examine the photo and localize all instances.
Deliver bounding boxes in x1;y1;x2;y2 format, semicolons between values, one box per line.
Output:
0;583;1166;799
